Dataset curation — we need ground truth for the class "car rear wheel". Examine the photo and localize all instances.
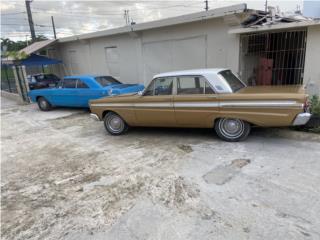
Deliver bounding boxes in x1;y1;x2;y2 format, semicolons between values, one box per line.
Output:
37;97;52;111
104;112;128;135
214;118;250;142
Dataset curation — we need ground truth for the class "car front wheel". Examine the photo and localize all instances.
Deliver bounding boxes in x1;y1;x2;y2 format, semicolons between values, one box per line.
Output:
37;97;52;111
214;118;250;142
104;112;128;135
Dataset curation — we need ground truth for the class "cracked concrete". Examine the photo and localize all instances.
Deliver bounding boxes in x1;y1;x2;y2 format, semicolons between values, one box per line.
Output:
1;97;320;240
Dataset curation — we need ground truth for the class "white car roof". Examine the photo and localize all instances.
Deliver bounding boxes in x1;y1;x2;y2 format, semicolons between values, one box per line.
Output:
153;68;227;78
151;68;243;93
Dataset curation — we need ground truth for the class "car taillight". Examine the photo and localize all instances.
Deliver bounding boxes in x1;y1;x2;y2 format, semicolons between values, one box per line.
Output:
303;97;310;112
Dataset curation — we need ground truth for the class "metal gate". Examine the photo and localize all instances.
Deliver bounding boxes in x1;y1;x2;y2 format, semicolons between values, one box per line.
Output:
1;65;18;93
239;29;307;86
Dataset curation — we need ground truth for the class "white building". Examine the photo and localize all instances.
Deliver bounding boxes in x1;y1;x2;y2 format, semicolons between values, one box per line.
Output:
45;4;320;95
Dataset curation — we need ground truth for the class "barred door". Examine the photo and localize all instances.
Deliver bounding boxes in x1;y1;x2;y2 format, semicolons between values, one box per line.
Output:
239;29;307;86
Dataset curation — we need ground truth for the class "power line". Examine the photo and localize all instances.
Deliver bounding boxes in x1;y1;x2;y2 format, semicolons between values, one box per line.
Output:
1;11;26;15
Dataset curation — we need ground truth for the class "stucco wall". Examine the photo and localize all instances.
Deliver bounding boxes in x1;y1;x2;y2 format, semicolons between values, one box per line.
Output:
57;17;240;86
304;25;320;96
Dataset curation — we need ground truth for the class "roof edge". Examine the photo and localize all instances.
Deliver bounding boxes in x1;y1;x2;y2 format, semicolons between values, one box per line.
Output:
229;19;320;34
58;3;247;43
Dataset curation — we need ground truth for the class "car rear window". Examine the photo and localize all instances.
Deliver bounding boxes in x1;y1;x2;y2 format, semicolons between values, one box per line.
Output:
44;74;60;81
219;70;245;92
95;76;121;87
63;79;77;88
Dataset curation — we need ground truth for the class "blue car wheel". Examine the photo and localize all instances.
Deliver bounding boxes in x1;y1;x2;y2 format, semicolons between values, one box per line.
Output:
37;97;52;111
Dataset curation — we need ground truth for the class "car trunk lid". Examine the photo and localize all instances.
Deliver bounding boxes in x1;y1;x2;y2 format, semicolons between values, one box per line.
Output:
237;85;305;94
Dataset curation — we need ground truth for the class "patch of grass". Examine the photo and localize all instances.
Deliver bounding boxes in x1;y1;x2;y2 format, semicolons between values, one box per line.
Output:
310;95;320;117
294;95;320;134
309;127;320;133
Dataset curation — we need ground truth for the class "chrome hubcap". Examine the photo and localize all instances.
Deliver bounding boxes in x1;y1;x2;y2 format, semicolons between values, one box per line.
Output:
40;99;47;109
108;115;124;132
219;118;244;138
224;120;240;134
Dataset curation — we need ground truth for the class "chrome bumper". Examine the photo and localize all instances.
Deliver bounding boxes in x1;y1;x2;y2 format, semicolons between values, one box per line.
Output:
292;112;311;126
89;113;100;121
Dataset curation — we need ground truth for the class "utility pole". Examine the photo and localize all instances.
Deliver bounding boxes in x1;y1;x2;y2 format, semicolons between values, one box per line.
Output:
25;0;36;42
124;10;130;25
51;16;57;39
204;0;209;11
265;0;268;12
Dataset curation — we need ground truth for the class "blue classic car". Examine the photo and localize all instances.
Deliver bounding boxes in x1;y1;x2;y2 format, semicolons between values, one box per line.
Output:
28;75;144;111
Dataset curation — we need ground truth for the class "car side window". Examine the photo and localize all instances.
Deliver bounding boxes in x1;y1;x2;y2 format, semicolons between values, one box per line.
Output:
154;77;173;95
177;76;204;94
63;79;77;88
177;76;214;94
77;80;89;88
35;75;44;82
144;77;174;96
205;81;215;94
143;80;155;96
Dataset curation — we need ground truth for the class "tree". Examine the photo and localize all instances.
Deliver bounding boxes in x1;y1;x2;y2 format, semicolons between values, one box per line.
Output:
1;35;49;53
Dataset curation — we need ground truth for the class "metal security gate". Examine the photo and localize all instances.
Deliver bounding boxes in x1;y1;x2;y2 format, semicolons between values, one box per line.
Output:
240;29;307;86
1;65;18;93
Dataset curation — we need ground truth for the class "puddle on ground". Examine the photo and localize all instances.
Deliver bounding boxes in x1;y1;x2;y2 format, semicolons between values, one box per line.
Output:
203;159;250;185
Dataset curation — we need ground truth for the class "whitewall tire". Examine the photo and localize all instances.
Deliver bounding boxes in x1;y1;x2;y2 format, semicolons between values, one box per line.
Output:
104;112;128;135
214;118;250;142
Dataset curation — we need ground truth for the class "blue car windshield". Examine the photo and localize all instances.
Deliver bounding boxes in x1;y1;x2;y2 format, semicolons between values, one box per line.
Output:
95;76;121;87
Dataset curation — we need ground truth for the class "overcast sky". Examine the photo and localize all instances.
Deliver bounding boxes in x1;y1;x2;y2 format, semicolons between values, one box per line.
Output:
1;0;304;41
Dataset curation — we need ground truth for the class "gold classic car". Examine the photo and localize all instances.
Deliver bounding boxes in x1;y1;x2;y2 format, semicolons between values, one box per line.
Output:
89;69;311;141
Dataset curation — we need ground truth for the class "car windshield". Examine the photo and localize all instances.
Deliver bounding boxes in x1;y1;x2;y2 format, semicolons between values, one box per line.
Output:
219;70;245;92
44;74;60;80
95;76;121;87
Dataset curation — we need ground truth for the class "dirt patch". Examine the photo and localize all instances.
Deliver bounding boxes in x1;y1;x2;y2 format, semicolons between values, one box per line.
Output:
203;159;251;185
177;144;193;153
231;159;251;168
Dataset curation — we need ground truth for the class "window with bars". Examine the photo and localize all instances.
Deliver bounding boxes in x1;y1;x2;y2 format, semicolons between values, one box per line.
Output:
240;29;307;86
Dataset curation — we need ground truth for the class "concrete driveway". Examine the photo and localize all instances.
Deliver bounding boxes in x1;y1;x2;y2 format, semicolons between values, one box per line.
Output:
1;97;320;240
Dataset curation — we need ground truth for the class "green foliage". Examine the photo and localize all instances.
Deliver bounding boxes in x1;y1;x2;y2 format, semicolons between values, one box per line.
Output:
310;95;320;117
1;35;49;53
6;51;28;60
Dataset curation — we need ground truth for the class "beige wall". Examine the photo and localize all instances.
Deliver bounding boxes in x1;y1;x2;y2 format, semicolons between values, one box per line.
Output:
56;19;320;96
57;17;240;86
304;25;320;96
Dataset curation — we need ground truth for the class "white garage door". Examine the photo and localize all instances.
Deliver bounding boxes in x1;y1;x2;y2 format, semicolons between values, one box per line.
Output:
105;47;120;78
142;36;207;83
